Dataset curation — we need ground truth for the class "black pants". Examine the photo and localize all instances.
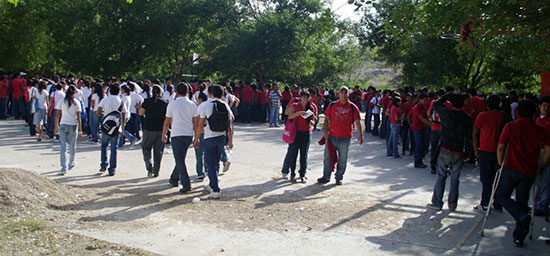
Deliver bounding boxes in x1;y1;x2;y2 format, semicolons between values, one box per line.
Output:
478;151;501;208
287;131;311;177
496;167;535;222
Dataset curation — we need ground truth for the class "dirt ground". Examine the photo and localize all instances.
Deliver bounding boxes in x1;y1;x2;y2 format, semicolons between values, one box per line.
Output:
0;119;548;255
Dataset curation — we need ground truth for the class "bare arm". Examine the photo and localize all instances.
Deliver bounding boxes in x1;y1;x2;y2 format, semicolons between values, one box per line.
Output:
54;109;60;134
161;117;172;143
96;107;103;117
355;119;364;145
542;145;550;168
497;143;506;166
138;107;146;116
76;111;83;138
194;118;206;148
227;120;233;149
473;128;480;157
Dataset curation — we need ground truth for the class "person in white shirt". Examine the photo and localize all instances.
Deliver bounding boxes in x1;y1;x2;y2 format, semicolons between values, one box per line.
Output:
370;91;382;136
128;83;144;140
194;85;234;199
54;85;83;175
163;83;198;193
117;85;137;147
96;85;127;176
33;80;50;141
52;82;67;140
89;83;105;143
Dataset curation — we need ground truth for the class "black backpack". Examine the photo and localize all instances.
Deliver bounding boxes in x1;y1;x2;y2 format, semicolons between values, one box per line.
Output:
208;100;230;132
101;102;123;137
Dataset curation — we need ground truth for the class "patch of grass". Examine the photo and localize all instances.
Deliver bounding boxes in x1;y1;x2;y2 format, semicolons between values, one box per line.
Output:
0;214;59;255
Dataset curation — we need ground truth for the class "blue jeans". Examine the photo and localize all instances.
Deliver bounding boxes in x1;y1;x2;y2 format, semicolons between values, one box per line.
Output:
478;151;502;208
413;129;426;165
269;106;279;126
170;136;193;189
89;112;101;142
424;128;431;155
365;108;372;133
194;133;207;177
371;113;380;136
322;136;351;181
118;126;137;147
535;163;550;214
287;131;311;177
12;97;25;119
496;167;535;222
128;113;141;139
101;133;119;174
387;123;401;158
0;98;6;119
431;150;463;208
204;135;226;192
380;113;388;138
241;102;252;123
59;124;77;172
47;109;57;138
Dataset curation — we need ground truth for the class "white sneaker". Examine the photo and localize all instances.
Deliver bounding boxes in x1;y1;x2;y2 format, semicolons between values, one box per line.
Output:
69;162;77;170
282;173;289;179
204;185;213;193
223;161;231;172
57;170;66;176
208;190;221;199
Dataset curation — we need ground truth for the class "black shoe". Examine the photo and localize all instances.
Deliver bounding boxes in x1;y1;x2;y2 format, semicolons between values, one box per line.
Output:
298;176;307;184
430;165;436;174
335;180;342;186
513;239;524;248
99;167;106;173
414;163;427;169
108;172;115;176
147;171;153;178
169;180;179;187
317;177;330;184
534;209;549;217
290;173;296;183
179;187;191;194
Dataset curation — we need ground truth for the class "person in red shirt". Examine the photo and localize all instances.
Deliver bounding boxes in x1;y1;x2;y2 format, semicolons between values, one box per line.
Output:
495;100;550;247
239;83;254;123
291;85;300;99
256;85;268;123
472;95;512;212
411;94;431;168
387;97;402;158
317;86;363;185
401;93;415;156
427;90;445;173
281;85;292;122
364;86;375;133
283;91;317;183
10;73;26;119
349;86;362;111
535;96;550;217
379;90;391;139
0;73;7;119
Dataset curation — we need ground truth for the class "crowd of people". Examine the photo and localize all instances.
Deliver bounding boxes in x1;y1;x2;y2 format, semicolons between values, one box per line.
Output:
0;70;549;247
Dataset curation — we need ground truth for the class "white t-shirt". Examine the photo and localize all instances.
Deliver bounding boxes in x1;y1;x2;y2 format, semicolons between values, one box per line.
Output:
510;102;518;120
91;94;101;112
35;89;48;110
120;94;131;121
60;99;80;126
54;90;66;110
166;97;197;137
98;95;124;116
370;96;381;114
129;92;144;114
162;92;175;104
81;87;92;107
75;88;85;105
198;98;233;139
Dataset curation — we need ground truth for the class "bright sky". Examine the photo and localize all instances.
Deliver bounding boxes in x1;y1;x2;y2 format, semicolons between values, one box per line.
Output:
330;0;362;21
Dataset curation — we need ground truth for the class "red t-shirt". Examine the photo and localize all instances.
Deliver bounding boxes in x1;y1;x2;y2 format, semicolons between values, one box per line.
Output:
389;105;401;124
258;91;268;104
411;103;427;131
291;90;300;99
240;86;254;102
281;91;292;101
325;100;360;138
402;102;414;122
349;91;362;107
0;81;6;98
380;96;390;112
474;111;505;152
292;102;317;132
469;96;487;122
366;94;374;109
428;100;442;131
536;115;550;135
499;118;550;176
10;78;24;99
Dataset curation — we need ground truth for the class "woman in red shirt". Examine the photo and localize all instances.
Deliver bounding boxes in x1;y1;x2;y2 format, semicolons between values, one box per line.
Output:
284;91;317;183
387;97;403;158
281;86;292;122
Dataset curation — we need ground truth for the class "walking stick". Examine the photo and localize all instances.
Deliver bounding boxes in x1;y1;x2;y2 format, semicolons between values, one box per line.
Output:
529;175;537;240
480;147;508;237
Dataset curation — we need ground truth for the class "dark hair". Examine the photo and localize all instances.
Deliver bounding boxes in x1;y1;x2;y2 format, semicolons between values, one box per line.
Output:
540;96;550;104
419;94;428;100
121;85;130;95
152;85;162;100
226;86;233;94
176;82;188;96
142;83;151;98
210;84;223;98
449;93;465;109
445;86;454;93
55;83;62;90
64;85;77;108
307;88;317;96
392;97;401;106
198;92;208;102
38;80;47;92
166;84;174;94
93;83;104;100
486;95;500;110
500;97;511;115
517;100;536;119
300;91;310;98
109;85;120;95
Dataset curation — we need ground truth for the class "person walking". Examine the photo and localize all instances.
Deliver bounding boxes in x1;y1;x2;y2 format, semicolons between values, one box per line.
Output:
54;85;83;175
97;85;127;176
472;95;511;212
117;85;137;147
33;80;49;141
164;83;197;193
387;97;402;158
140;85;168;178
317;86;363;185
427;92;472;211
284;91;317;183
194;85;234;199
193;92;209;181
89;83;104;143
370;90;381;136
268;84;282;127
495;100;550;247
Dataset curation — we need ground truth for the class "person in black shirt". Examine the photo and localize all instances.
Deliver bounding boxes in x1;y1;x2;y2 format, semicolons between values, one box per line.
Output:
427;92;473;211
139;85;168;177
